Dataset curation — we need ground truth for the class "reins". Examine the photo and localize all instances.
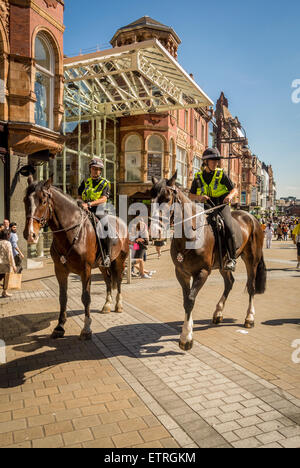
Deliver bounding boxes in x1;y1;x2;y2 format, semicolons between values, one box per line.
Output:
28;187;89;265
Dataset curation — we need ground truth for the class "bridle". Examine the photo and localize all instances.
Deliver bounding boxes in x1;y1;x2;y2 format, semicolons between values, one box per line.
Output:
27;190;53;229
26;188;87;234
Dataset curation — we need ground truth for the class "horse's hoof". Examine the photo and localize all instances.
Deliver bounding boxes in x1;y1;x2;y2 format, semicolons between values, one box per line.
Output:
212;316;223;325
244;321;255;329
51;329;65;339
179;340;193;351
114;307;123;314
79;331;92;341
100;307;111;314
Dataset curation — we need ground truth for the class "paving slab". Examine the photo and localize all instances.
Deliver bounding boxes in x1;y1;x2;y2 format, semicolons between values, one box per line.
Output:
0;240;299;447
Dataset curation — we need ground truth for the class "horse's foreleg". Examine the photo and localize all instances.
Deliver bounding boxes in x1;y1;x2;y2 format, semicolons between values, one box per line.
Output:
80;267;92;340
51;265;69;339
101;268;113;314
115;255;126;313
177;268;209;351
212;271;235;325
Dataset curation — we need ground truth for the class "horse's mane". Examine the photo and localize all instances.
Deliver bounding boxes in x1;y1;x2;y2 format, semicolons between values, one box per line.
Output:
25;182;78;208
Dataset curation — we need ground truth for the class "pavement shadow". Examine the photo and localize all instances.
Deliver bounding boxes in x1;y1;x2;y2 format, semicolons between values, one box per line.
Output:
0;312;185;388
261;319;300;327
267;267;299;272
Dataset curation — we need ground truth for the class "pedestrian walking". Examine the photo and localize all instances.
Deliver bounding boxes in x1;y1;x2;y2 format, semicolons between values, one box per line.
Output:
0;229;17;298
9;223;24;273
292;222;300;270
265;223;274;249
129;219;151;279
2;219;10;235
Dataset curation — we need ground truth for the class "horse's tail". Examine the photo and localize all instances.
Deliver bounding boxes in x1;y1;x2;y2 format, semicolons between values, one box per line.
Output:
255;255;267;294
108;261;118;290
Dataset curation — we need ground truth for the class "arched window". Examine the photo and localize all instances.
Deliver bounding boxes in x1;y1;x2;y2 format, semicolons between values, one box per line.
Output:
125;135;142;182
147;135;163;181
34;33;54;129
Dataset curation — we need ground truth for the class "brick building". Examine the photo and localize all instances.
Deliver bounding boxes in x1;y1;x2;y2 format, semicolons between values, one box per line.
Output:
0;0;65;257
215;92;248;207
60;16;213;206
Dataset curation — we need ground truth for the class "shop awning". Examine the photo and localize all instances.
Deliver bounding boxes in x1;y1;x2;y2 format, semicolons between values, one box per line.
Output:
64;39;213;121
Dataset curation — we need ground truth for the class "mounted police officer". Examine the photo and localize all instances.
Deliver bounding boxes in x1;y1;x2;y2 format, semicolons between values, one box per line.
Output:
189;148;238;272
78;157;111;267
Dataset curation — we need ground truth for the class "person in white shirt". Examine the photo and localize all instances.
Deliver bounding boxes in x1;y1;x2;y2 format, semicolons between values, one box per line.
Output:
0;230;17;298
265;223;274;249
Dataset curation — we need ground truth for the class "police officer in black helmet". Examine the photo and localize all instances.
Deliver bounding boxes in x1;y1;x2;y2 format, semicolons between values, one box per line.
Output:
78;157;111;267
189;148;238;271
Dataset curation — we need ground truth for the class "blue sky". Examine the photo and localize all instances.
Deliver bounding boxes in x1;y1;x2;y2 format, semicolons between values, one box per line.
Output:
64;0;300;199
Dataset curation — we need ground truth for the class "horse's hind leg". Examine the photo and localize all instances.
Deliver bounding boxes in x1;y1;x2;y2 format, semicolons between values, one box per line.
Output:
51;264;69;339
242;251;258;329
212;271;235;325
79;267;92;340
114;255;126;313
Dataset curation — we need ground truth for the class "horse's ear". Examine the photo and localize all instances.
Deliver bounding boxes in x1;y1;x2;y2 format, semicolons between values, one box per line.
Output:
43;174;53;190
152;177;158;186
167;171;177;187
27;175;34;186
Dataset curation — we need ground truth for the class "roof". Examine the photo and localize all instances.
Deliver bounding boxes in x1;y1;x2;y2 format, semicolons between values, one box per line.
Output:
64;39;213;121
110;16;181;45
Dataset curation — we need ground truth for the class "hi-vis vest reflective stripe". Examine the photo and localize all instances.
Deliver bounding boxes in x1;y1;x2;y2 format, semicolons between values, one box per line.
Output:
82;177;110;202
194;169;229;198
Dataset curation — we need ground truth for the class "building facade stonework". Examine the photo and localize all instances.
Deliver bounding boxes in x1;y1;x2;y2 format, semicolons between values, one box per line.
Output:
0;0;65;261
110;17;212;201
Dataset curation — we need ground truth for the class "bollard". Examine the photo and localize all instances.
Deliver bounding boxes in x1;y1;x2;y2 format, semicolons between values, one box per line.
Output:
0;339;6;364
127;249;132;284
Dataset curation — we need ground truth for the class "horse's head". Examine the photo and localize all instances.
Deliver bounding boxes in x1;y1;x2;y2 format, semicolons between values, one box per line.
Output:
23;176;53;244
150;171;178;236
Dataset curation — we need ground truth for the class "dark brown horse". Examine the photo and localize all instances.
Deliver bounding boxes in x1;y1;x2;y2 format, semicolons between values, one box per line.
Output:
151;173;267;351
23;176;129;340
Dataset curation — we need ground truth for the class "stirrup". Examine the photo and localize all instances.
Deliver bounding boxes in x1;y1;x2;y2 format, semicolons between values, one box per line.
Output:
224;259;236;272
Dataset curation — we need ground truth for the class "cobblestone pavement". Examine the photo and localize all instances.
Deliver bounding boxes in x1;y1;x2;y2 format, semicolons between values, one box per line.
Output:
0;239;299;448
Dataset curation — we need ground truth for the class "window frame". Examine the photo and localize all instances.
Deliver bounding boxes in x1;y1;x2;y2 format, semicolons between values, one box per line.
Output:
147;135;164;182
34;33;55;130
125;135;142;182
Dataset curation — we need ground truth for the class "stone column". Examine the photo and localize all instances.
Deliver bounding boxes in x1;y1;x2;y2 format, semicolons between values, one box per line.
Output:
141;150;147;183
8;152;29;268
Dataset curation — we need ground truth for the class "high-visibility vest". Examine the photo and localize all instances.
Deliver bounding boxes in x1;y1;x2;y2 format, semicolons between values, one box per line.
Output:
82;177;110;202
194;168;229;198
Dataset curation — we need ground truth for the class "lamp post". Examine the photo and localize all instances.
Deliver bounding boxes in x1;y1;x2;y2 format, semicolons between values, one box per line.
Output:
219;118;248;178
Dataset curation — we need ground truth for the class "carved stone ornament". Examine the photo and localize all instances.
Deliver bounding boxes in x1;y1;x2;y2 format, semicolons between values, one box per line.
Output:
44;0;58;8
0;1;10;39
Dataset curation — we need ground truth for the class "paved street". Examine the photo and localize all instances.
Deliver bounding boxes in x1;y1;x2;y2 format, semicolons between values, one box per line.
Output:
0;239;300;448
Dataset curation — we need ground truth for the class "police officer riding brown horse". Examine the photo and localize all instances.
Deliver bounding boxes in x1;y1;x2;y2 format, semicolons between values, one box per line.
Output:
151;148;266;351
23;159;129;341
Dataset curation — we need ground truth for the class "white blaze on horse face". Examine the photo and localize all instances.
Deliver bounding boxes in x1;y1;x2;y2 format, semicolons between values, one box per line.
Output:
150;201;176;239
27;193;40;244
180;314;193;345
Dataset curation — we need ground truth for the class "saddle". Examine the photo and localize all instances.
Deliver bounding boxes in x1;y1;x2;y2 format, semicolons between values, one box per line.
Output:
206;207;243;269
207;210;227;268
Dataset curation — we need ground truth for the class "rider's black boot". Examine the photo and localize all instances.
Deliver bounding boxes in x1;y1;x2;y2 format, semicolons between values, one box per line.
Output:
224;235;237;272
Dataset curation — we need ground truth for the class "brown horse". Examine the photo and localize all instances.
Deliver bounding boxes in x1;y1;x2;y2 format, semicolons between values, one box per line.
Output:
23;176;129;340
151;173;267;351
